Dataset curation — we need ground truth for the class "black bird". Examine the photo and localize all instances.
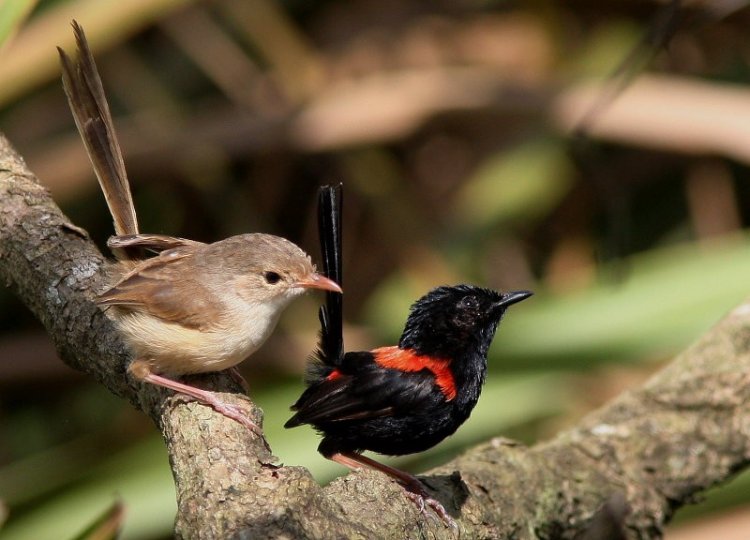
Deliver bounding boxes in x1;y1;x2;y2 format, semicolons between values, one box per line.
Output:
286;185;532;525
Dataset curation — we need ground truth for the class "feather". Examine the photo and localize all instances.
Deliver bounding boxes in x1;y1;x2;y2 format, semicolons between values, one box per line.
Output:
58;21;138;254
308;184;344;377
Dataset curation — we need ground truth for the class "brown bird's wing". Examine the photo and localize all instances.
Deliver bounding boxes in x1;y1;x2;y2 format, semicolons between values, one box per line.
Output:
107;234;204;254
97;248;221;331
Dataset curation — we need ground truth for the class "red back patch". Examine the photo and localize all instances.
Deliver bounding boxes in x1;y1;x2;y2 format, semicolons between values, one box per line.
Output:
372;346;456;401
325;369;343;381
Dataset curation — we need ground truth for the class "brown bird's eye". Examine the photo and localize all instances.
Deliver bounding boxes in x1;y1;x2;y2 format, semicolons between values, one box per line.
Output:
264;271;282;284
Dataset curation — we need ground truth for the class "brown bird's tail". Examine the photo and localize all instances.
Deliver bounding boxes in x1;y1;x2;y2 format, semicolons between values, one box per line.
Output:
58;21;139;257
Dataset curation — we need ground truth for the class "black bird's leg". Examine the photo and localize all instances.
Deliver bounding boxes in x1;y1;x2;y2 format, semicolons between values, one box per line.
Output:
330;451;457;528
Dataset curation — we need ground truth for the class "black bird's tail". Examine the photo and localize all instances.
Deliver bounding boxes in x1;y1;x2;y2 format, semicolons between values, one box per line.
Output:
58;21;140;259
310;184;344;374
286;184;344;427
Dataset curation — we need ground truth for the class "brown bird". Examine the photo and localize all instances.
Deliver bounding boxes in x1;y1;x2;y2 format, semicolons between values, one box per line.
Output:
58;21;341;433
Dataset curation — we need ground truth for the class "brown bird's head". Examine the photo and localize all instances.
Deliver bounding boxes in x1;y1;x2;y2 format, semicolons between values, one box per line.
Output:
205;233;342;308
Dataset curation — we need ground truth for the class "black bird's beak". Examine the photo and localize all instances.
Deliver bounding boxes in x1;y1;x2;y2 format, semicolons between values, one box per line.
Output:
495;290;533;309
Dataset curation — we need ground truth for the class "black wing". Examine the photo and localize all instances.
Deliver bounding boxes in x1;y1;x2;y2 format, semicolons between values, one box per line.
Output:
286;352;440;428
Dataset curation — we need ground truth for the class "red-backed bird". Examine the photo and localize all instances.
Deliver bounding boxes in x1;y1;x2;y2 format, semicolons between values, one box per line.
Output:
285;185;532;525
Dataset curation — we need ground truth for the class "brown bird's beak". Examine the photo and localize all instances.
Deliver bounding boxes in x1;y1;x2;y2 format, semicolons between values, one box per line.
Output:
295;273;343;293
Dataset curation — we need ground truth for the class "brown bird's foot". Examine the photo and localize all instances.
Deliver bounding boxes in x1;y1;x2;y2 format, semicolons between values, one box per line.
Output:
194;393;262;436
130;360;262;436
330;451;457;528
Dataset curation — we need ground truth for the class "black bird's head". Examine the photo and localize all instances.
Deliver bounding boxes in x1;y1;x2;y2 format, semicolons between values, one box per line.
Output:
398;285;532;359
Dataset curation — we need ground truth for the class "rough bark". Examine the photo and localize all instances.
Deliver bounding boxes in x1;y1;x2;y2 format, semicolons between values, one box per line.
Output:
2;131;749;539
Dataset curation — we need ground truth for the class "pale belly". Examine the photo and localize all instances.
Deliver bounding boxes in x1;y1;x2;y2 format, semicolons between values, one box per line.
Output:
114;309;281;375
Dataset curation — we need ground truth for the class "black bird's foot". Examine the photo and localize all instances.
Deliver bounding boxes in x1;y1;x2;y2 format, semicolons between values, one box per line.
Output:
329;452;458;528
404;486;457;529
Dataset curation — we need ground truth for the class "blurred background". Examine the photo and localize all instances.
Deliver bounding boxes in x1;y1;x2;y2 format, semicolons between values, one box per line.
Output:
2;0;750;538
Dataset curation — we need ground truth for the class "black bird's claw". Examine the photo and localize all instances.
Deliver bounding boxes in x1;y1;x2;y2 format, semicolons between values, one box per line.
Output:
403;482;457;529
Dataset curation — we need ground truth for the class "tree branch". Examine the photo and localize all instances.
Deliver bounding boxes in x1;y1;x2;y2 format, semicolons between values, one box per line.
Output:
2;131;749;538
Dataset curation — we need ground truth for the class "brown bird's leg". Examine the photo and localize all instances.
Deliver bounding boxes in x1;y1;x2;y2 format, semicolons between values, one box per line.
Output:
330;451;457;528
129;360;261;435
227;366;250;394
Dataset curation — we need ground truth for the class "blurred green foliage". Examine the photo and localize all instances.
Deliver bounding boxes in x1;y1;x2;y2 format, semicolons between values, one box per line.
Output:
2;0;750;538
0;0;37;51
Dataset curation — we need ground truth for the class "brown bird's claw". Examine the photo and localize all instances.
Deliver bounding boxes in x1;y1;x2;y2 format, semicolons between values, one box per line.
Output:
133;365;265;440
210;401;262;435
212;402;272;453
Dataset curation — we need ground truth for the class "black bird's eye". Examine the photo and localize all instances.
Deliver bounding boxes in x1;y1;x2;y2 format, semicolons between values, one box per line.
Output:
264;271;282;284
458;296;479;311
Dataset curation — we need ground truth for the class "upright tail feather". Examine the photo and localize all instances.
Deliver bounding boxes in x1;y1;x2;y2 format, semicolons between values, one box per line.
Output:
313;184;344;369
58;21;139;255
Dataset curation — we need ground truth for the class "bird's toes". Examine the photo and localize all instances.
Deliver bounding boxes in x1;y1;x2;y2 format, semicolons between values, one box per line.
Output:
212;402;261;435
404;490;456;528
425;497;457;529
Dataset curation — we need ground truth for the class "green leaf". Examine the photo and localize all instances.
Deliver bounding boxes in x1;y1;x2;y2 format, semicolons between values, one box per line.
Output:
0;499;8;529
456;140;573;230
70;500;125;540
496;236;750;367
0;438;175;540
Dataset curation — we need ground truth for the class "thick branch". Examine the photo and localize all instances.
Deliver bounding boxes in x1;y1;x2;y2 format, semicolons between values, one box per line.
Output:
2;131;749;538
